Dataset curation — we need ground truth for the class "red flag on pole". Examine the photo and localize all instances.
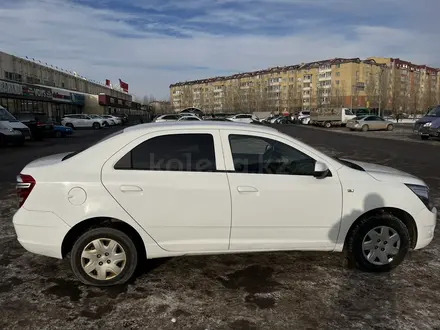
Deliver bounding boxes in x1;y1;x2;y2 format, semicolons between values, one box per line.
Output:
119;79;129;93
105;79;110;87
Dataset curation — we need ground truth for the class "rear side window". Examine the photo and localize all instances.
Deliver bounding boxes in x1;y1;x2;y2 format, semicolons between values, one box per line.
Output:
115;134;216;172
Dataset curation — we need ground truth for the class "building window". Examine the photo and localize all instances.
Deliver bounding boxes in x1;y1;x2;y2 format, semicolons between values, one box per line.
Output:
336;64;341;68
336;80;340;85
336;72;340;77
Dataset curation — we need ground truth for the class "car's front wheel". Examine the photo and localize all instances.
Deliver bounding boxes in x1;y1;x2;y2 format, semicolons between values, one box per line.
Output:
92;122;101;129
346;213;410;272
70;227;138;286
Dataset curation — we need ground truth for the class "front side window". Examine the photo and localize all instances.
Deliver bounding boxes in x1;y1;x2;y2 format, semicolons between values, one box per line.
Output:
115;134;216;172
426;106;440;117
228;134;316;175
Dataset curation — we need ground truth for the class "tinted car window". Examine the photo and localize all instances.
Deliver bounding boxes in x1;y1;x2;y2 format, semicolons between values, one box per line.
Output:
228;134;315;175
364;116;374;121
115;134;216;172
181;117;199;121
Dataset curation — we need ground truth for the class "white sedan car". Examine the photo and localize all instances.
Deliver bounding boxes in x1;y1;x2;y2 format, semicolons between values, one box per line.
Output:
227;114;257;123
13;122;436;286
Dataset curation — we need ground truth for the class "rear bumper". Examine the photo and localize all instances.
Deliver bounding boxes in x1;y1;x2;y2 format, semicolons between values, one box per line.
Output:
414;207;437;250
13;208;71;259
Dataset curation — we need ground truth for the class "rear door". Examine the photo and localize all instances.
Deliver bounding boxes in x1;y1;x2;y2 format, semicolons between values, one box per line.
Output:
101;129;232;252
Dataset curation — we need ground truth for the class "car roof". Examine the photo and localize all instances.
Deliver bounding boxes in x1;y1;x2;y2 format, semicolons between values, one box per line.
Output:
124;121;278;134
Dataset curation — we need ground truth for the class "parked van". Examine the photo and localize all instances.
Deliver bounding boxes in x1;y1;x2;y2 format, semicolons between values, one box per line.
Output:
0;106;32;140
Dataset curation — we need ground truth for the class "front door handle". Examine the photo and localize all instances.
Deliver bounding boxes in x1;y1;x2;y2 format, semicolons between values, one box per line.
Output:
120;185;143;193
237;186;258;193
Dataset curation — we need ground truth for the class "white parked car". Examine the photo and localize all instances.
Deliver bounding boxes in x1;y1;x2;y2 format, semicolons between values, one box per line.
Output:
301;116;311;125
13;122;436;286
89;114;111;126
103;115;123;125
177;116;202;121
101;115;120;126
62;114;107;129
228;114;257;123
153;114;181;123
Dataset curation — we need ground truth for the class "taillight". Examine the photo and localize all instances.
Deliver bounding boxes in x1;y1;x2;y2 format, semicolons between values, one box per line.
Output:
16;174;36;207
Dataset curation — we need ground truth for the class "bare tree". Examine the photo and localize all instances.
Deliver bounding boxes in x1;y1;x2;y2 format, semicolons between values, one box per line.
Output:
330;85;345;108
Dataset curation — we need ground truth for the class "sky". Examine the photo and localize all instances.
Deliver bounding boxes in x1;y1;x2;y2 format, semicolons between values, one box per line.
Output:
0;0;439;100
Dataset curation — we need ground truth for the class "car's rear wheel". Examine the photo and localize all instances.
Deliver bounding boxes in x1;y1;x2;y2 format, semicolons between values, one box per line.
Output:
65;123;74;129
324;121;332;128
387;124;394;131
346;213;410;272
70;227;138;286
55;131;62;138
93;122;101;130
361;124;369;132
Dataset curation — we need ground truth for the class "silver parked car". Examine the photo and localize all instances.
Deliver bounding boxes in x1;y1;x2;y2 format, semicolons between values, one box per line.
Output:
346;115;394;132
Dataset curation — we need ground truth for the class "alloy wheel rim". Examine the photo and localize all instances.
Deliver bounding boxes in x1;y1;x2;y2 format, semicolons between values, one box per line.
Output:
362;226;400;265
81;238;126;280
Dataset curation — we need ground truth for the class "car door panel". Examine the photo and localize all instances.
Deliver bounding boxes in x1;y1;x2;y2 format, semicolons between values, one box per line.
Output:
220;130;343;251
101;129;232;252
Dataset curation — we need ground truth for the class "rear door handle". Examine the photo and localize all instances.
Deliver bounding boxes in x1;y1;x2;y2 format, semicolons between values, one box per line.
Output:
120;185;143;192
237;186;258;193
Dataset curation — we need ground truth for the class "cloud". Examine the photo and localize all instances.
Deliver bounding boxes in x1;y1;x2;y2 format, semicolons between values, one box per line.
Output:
0;0;439;99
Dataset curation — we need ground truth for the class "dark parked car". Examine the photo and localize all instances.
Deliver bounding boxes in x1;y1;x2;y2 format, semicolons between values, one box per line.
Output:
415;105;440;140
114;113;128;124
13;113;54;140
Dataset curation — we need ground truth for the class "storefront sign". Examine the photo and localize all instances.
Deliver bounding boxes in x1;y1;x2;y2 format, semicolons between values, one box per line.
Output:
0;80;23;96
71;93;85;105
22;85;52;100
52;88;72;103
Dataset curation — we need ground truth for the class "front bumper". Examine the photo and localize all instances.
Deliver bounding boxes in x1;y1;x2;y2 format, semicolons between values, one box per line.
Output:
13;208;71;259
3;133;25;145
414;206;437;250
418;126;440;137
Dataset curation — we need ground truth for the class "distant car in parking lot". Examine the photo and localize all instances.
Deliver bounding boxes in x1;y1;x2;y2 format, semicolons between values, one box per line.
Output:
153;114;181;122
0;106;31;140
62;114;107;129
0;121;25;146
227;114;257;123
13;121;436;286
414;105;440;140
177;115;202;121
346;115;394;132
53;124;73;138
14;112;54;140
102;115;122;125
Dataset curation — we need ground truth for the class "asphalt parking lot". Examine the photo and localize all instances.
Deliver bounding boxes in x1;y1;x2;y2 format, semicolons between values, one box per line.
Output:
1;124;440;330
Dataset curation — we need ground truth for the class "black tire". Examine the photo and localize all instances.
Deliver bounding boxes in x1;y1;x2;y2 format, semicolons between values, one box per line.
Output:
346;213;410;272
349;128;354;131
70;227;138;286
65;123;74;129
361;124;369;132
421;135;429;140
55;131;62;138
387;124;394;131
324;122;331;128
93;122;101;130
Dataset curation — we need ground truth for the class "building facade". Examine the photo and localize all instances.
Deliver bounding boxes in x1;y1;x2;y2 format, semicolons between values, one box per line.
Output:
0;51;144;119
170;57;440;114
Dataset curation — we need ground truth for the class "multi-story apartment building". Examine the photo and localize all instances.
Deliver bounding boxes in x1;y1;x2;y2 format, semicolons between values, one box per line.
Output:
170;57;440;114
0;51;145;119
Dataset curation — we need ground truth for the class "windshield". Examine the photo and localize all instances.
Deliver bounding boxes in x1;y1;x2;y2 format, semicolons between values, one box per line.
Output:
0;107;18;122
426;106;440;117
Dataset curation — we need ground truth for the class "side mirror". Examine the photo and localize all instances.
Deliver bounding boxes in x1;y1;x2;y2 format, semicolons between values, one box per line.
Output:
314;161;330;179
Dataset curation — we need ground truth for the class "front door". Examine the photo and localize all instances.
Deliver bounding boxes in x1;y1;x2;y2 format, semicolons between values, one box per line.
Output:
220;131;343;251
101;129;232;252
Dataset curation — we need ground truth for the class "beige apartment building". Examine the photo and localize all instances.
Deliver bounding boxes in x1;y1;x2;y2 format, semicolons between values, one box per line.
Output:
170;57;440;114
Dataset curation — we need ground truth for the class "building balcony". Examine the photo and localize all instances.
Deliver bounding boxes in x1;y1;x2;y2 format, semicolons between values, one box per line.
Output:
302;86;311;91
303;78;311;83
318;76;332;81
318;67;332;73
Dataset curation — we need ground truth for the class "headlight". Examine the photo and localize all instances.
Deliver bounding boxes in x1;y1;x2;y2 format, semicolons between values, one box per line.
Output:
423;122;432;127
405;184;433;210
